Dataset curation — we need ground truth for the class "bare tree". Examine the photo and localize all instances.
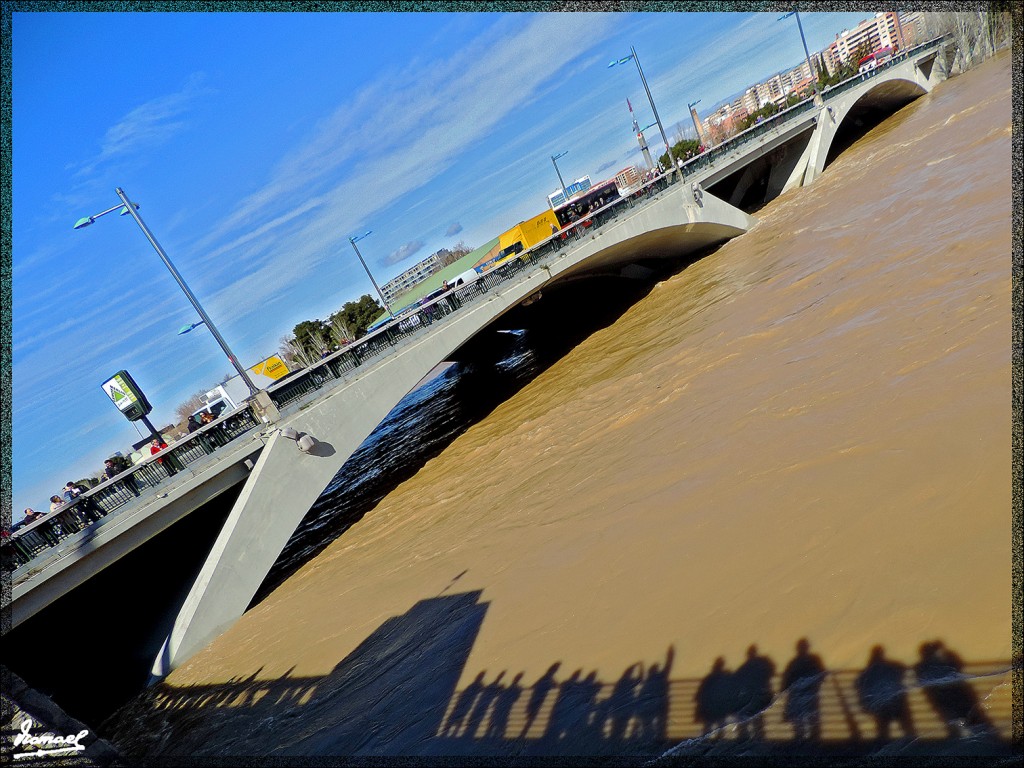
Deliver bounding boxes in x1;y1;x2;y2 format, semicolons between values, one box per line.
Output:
330;313;353;347
281;336;320;368
925;10;1013;73
175;389;208;423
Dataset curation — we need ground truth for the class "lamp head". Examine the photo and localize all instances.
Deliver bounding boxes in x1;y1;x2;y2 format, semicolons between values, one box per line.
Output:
73;217;94;230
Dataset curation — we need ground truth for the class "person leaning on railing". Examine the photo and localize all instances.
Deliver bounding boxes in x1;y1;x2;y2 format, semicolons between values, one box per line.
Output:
104;457;141;496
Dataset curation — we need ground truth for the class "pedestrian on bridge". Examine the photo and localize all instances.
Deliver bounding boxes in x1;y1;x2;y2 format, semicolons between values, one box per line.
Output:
104;458;140;497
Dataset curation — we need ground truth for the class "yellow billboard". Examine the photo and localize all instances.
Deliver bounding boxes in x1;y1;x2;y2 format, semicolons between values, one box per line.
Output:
248;355;290;387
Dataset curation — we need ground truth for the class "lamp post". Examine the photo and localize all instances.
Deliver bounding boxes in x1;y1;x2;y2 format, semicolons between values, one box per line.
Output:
348;231;394;320
177;320;206;336
609;46;681;180
75;188;259;396
550;151;570;207
780;10;823;106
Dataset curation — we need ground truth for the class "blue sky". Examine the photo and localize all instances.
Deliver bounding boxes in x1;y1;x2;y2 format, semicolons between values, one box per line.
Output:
9;9;874;519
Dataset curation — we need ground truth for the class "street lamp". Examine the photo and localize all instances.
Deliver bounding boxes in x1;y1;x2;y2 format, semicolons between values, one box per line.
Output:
75;188;260;396
609;46;681;180
177;320;206;336
551;151;570;208
348;231;395;320
780;10;823;106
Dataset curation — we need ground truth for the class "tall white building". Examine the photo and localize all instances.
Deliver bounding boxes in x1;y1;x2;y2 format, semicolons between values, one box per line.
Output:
824;12;909;73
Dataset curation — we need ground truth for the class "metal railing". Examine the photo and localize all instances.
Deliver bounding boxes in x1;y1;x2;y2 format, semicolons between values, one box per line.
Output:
5;406;262;572
1;122;764;573
7;38;949;576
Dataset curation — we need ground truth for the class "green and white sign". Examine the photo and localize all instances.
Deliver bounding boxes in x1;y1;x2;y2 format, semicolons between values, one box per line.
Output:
101;370;153;421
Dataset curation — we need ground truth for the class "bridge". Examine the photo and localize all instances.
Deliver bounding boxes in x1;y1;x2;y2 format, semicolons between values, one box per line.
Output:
4;37;951;680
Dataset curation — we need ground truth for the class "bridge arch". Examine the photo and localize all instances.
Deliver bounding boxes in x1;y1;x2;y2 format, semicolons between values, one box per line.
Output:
820;77;929;171
805;49;945;184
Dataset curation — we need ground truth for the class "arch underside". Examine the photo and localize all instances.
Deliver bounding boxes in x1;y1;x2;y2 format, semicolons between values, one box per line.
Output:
822;77;929;170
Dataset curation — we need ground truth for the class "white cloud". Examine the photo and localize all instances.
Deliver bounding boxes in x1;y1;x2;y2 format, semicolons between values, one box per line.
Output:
73;73;214;178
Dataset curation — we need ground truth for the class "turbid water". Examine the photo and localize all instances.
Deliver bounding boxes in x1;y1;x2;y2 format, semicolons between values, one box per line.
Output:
106;52;1014;759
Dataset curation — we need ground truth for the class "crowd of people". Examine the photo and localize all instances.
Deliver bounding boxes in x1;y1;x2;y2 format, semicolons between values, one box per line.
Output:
9;416;224;537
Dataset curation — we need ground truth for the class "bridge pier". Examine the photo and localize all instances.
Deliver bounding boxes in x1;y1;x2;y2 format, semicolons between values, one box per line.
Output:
803;47;948;186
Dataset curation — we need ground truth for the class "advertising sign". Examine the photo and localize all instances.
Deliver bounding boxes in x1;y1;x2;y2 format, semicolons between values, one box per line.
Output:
101;370;153;422
248;355;290;387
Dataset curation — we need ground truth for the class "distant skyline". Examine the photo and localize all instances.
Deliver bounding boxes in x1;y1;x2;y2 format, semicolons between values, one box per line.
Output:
9;7;879;518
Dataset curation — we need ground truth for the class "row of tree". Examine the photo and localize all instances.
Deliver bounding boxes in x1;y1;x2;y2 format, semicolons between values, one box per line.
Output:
278;240;477;367
279;294;384;368
658;137;703;172
922;9;1015;73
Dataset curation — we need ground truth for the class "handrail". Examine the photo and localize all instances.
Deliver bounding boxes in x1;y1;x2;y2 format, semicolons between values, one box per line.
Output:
5;404;263;572
5;38;948;576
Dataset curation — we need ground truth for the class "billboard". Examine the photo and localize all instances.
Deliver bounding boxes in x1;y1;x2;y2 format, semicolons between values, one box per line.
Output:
248;355;289;387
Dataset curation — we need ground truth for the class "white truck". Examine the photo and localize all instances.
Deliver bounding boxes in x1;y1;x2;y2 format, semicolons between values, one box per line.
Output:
192;375;252;420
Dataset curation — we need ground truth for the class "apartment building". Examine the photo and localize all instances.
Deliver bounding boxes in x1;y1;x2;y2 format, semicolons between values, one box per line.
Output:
381;250;445;304
824;12;909;74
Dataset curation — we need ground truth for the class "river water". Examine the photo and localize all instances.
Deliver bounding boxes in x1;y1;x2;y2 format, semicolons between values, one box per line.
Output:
106;52;1014;759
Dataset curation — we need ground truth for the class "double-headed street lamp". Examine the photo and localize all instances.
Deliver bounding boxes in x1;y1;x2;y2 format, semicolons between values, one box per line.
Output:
348;231;395;320
780;10;823;106
74;188;259;396
551;151;570;207
609;46;681;181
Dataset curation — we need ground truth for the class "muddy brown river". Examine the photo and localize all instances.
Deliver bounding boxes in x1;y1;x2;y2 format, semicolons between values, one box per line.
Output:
106;52;1014;759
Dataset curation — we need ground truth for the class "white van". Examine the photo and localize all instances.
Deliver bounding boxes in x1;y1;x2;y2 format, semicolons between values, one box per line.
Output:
450;268;481;289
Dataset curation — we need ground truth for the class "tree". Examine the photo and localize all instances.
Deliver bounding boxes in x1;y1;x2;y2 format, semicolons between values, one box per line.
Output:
292;318;332;361
329;294;384;340
659;137;702;170
926;10;1014;73
175;389;208;423
436;240;475;269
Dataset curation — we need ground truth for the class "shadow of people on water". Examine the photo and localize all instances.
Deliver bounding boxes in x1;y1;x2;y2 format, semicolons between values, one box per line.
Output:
734;644;776;740
520;663;560;739
856;645;914;741
694;656;735;738
485;672;523;740
635;646;674;744
443;670;485;737
780;637;827;742
604;662;644;742
914;640;995;739
462;671;505;739
103;595;1015;762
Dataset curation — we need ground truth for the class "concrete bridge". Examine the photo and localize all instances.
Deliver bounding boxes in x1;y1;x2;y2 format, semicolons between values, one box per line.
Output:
4;37;950;680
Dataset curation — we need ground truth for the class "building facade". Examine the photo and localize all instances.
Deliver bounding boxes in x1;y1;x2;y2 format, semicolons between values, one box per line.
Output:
547;176;593;209
381;250;445;304
824;12;909;74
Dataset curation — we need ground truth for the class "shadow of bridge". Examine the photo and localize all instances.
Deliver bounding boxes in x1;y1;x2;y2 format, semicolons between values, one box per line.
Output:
103;591;1018;762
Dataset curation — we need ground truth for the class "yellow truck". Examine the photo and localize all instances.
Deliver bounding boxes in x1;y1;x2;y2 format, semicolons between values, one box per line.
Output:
493;209;561;266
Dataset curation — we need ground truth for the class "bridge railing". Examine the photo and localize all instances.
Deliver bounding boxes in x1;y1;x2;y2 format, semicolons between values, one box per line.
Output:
4;405;264;572
820;35;949;101
262;170;681;417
